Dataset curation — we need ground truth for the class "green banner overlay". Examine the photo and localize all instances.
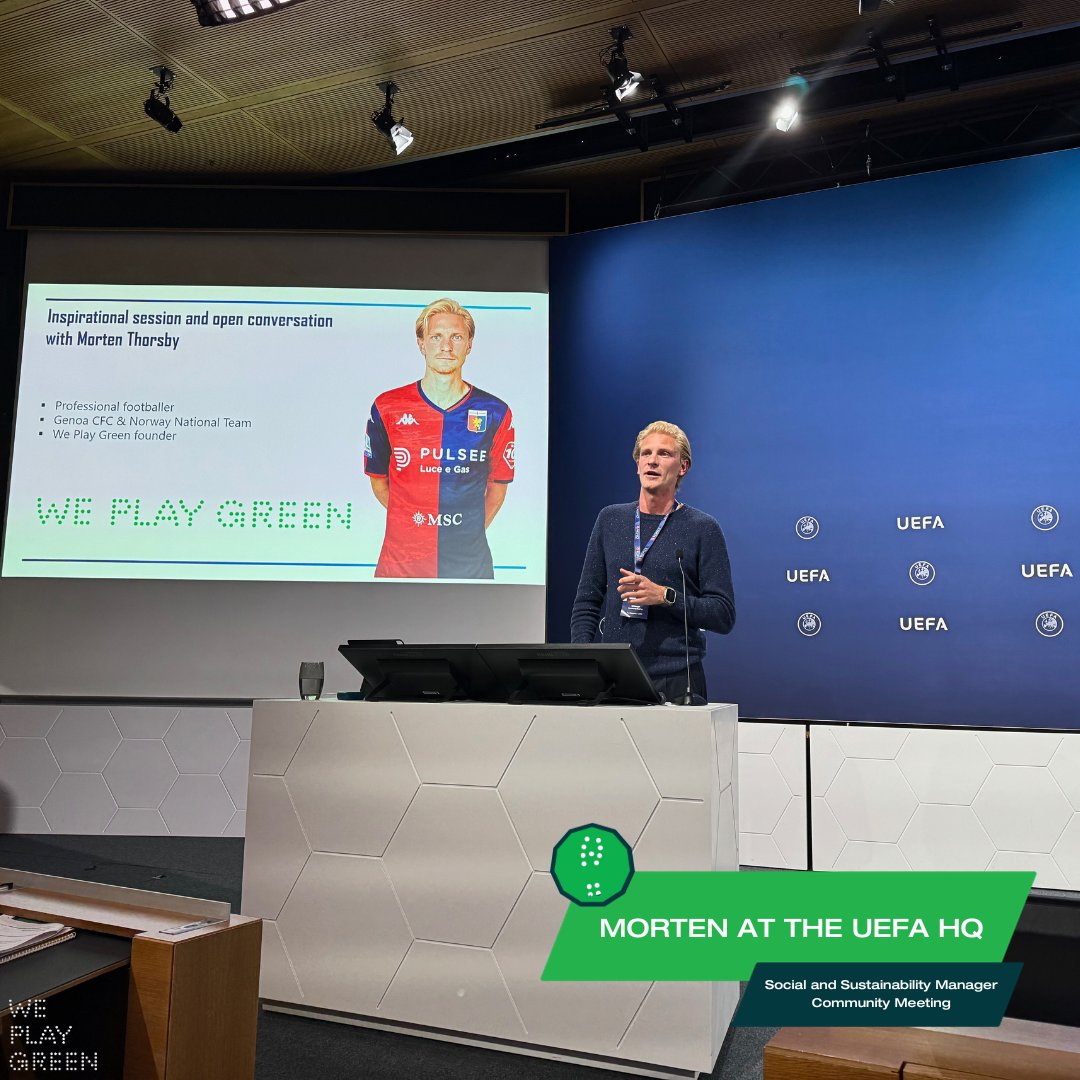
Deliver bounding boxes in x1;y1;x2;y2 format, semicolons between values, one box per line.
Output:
733;963;1021;1026
542;871;1033;982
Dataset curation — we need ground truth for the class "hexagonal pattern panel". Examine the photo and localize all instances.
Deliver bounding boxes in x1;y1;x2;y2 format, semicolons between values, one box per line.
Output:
897;730;992;804
46;708;122;773
499;711;659;868
42;774;117;833
972;767;1072;853
1049;739;1080;809
384;786;531;947
244;701;738;1073
241;776;310;920
394;703;531;786
379;942;527;1038
493;874;650;1053
285;708;418;855
827;759;917;843
739;755;792;836
0;738;60;807
979;731;1063;766
0;704;247;836
160;775;236;836
832;726;908;759
899;805;994;871
110;707;178;739
104;741;178;808
164;708;239;774
1051;815;1080;885
0;705;60;738
277;854;411;1014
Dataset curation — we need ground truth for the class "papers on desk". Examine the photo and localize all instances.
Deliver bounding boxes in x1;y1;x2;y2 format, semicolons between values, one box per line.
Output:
0;914;75;964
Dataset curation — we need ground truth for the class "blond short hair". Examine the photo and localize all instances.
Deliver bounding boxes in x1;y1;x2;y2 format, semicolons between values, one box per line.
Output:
633;421;692;486
415;298;475;342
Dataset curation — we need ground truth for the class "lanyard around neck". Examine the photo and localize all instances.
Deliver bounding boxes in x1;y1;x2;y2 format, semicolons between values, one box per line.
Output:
634;504;676;572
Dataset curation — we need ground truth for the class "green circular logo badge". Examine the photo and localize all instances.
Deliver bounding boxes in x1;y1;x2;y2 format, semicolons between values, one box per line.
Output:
550;823;634;906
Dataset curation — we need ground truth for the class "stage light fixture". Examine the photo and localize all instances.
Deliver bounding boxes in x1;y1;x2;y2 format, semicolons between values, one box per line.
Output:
773;98;799;132
772;75;808;133
858;0;893;13
144;66;182;133
371;81;413;155
190;0;303;28
604;26;644;102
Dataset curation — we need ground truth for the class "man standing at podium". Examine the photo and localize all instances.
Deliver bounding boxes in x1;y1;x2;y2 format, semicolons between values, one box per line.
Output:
570;421;735;704
365;298;515;579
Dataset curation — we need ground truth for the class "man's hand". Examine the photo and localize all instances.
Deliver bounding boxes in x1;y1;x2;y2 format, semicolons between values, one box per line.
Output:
617;568;666;606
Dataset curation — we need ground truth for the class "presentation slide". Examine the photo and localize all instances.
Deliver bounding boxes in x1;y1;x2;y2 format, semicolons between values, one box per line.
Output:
3;284;547;584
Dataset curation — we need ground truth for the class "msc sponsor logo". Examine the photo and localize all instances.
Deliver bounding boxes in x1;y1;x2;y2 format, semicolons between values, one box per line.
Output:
412;512;464;527
795;516;819;540
900;616;949;631
909;560;936;585
1036;610;1064;637
396;413;419;426
1021;563;1073;578
1031;505;1059;531
503;441;516;470
392;447;411;470
786;569;830;583
897;515;944;530
796;611;821;636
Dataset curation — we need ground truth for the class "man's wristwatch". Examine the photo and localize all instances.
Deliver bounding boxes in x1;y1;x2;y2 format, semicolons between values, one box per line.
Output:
662;587;677;606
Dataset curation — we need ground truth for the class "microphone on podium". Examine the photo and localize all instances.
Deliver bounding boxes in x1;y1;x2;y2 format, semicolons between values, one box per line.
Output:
675;549;693;706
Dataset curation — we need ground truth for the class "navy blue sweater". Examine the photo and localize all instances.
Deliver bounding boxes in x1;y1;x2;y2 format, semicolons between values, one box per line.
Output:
570;502;735;679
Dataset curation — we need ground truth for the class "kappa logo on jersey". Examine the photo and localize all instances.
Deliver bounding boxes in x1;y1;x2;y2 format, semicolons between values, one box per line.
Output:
467;409;488;433
396;413;419;426
909;561;936;585
1031;505;1059;531
393;447;411;470
796;612;821;636
1036;610;1064;638
503;442;515;470
796;516;819;539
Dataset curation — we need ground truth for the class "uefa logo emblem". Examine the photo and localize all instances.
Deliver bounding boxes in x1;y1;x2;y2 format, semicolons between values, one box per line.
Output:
909;561;936;585
1036;611;1064;638
1031;505;1059;531
796;612;821;637
796;516;819;540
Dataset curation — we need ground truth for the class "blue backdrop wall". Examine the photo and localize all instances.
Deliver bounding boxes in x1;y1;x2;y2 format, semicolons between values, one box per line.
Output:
548;148;1079;729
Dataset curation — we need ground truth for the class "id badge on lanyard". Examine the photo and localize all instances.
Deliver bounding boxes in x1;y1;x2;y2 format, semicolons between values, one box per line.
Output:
621;507;672;620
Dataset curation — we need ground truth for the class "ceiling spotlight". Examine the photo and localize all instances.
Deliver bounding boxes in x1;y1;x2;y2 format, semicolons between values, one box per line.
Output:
372;81;414;156
773;98;799;132
604;26;644;102
772;76;808;133
190;0;303;27
144;66;182;133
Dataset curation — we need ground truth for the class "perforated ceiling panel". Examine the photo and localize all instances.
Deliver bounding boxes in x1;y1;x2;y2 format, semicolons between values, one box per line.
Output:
0;0;1078;187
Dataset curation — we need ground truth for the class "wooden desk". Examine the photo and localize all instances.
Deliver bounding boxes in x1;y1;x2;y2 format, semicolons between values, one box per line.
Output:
0;884;261;1080
764;1022;1080;1080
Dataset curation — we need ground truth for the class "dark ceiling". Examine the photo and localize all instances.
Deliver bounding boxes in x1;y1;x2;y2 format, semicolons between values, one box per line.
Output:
2;0;1080;229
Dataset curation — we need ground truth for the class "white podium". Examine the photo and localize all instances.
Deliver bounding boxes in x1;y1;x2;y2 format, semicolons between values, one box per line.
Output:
242;699;739;1078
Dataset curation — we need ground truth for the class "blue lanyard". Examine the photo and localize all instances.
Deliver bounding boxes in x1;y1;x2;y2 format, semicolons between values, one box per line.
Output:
634;506;675;573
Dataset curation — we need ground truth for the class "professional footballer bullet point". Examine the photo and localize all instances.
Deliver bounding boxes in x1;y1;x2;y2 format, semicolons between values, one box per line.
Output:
551;824;634;906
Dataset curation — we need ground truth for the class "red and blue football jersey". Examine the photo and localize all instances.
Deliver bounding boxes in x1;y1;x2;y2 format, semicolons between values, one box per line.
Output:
365;381;515;578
